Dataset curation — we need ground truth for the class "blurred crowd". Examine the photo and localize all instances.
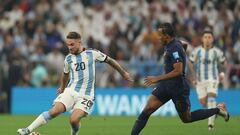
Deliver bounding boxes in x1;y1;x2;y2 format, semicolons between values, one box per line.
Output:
0;0;240;98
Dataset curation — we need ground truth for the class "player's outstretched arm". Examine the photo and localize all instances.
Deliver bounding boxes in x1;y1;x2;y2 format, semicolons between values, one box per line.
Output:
144;62;183;86
57;72;69;95
105;57;133;82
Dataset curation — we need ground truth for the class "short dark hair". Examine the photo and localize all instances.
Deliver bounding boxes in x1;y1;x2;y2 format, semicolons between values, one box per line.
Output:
159;23;175;37
66;32;81;39
202;30;214;36
202;27;213;36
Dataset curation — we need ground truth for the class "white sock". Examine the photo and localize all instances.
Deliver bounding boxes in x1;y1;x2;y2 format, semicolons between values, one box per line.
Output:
27;111;52;132
207;97;216;126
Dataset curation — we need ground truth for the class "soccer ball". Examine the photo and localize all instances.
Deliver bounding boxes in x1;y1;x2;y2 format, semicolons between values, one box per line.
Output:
29;132;41;135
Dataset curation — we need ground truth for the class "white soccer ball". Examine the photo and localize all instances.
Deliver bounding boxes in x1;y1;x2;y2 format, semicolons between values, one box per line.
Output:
29;132;41;135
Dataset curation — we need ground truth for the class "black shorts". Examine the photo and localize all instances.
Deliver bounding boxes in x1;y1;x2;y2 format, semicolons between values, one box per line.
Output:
152;80;190;113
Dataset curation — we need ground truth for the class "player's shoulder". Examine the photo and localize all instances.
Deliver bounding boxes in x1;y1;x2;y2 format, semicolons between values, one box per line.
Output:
167;39;181;51
212;46;223;52
192;46;202;52
65;53;73;59
85;48;100;53
85;48;107;58
64;54;74;63
195;46;202;50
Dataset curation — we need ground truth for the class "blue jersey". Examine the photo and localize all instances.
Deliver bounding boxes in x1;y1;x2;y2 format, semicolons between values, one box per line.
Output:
152;39;190;110
63;49;107;99
163;39;186;81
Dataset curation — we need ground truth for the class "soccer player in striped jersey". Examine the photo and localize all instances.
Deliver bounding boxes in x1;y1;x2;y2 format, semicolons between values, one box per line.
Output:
189;30;226;130
17;32;133;135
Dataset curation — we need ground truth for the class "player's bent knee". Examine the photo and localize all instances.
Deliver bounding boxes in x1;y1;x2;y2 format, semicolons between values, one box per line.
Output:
49;111;59;118
70;118;80;126
208;93;216;97
49;109;63;118
179;114;192;123
70;118;80;132
143;106;156;115
200;100;207;106
181;118;191;123
49;102;66;117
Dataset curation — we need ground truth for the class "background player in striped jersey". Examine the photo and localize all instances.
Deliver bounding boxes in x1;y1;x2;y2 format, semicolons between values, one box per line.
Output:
17;32;133;135
189;30;226;130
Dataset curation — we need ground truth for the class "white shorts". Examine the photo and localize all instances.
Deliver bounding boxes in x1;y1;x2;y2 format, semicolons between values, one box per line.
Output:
196;81;219;99
53;89;94;114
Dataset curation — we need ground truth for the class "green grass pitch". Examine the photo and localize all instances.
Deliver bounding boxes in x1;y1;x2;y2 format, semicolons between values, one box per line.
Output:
0;115;239;135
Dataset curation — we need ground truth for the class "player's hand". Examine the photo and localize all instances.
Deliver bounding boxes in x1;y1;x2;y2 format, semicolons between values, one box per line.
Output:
218;72;225;81
123;72;134;84
144;76;159;86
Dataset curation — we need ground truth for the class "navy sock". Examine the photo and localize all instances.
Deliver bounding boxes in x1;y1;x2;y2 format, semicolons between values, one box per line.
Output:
71;123;79;132
190;108;219;122
131;112;150;135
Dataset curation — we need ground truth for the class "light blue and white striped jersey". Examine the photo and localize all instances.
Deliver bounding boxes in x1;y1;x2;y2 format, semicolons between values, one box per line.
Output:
189;46;225;82
63;49;107;99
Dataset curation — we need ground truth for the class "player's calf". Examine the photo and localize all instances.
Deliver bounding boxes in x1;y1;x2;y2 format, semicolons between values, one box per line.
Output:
70;116;81;135
70;124;79;135
199;98;207;107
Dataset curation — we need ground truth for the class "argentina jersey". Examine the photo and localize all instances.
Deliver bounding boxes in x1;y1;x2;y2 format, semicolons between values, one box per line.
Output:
189;46;225;82
63;49;107;98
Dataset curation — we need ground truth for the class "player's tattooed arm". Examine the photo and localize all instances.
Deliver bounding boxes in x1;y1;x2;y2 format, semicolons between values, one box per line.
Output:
105;57;133;82
58;72;69;94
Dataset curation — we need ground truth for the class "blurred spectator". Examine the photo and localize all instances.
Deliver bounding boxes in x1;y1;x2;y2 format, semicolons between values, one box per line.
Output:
0;0;239;89
46;44;64;85
234;34;240;63
46;44;64;75
31;61;48;87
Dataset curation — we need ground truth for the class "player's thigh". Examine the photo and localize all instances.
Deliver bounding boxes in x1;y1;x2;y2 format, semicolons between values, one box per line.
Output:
196;82;207;99
172;89;191;114
207;82;218;97
172;95;191;122
151;85;171;104
73;97;94;115
53;90;75;111
199;97;207;106
49;102;66;117
143;94;164;115
70;109;88;123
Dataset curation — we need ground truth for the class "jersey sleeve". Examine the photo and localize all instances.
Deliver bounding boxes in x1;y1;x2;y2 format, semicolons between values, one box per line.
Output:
217;49;225;63
92;50;107;62
63;57;70;73
169;48;183;64
189;48;198;63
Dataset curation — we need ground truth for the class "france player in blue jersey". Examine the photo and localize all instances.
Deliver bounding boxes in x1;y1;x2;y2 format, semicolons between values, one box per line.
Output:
18;32;133;135
131;23;229;135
